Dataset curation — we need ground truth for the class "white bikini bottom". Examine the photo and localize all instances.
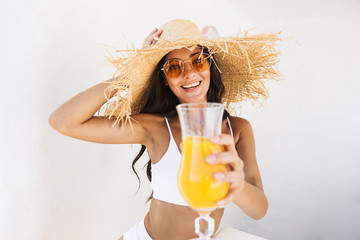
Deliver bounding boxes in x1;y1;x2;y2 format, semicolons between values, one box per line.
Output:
123;217;152;240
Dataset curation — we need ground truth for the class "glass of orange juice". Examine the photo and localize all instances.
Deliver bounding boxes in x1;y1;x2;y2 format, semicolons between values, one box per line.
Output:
176;102;229;240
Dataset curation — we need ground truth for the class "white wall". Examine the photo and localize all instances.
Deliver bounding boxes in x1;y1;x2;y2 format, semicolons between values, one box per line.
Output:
1;0;359;239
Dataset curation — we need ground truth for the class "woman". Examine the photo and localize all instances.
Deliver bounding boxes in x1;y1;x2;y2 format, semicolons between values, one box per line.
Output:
48;19;281;240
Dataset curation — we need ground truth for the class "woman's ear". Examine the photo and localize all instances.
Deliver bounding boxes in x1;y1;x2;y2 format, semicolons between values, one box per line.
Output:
164;80;169;86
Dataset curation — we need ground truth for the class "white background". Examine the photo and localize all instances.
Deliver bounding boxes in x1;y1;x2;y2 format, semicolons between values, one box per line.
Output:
1;0;359;239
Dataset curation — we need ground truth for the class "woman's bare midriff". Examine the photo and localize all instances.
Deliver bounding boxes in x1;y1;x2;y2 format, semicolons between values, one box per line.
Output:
144;198;224;240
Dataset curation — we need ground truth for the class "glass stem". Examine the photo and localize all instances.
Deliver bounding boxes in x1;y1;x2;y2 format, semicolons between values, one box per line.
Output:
195;212;214;240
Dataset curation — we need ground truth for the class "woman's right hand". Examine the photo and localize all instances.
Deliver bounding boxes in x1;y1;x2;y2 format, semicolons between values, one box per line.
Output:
142;28;162;49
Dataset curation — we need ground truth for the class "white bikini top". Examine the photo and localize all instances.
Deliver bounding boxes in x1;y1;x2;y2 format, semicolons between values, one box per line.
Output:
150;116;233;206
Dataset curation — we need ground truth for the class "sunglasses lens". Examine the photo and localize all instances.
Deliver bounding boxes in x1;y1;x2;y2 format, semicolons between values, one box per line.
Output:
191;53;211;72
164;60;183;78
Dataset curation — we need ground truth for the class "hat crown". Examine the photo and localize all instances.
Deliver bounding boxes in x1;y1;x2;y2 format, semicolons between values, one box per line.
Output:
159;19;201;41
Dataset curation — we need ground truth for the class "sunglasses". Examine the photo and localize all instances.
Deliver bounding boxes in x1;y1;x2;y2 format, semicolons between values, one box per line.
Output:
161;52;212;79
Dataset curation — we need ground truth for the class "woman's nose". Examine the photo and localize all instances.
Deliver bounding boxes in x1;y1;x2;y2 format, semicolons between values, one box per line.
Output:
183;62;196;78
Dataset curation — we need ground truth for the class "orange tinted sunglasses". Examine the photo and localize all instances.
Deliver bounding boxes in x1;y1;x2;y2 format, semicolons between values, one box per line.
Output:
162;53;212;79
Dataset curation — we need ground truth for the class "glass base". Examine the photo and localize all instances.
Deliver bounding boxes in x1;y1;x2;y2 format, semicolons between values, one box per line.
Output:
194;213;215;240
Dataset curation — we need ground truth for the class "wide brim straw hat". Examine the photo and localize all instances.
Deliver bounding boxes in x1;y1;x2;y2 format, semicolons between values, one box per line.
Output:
102;19;281;125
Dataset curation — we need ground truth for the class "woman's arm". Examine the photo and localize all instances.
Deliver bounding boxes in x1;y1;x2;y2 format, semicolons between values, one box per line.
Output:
48;77;151;145
48;78;116;130
206;118;268;220
231;118;268;219
49;28;164;145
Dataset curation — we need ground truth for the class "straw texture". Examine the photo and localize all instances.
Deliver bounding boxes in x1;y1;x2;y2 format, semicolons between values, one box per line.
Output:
101;19;282;126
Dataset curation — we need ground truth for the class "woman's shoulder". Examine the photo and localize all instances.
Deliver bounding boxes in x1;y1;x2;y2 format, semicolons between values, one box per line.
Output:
228;116;253;129
228;116;254;142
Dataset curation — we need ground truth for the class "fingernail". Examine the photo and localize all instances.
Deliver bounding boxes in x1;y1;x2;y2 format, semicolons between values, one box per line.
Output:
216;200;226;207
211;135;220;143
214;172;225;180
206;155;216;163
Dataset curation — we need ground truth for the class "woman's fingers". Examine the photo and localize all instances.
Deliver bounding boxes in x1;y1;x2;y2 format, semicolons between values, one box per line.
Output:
211;134;236;151
142;28;162;48
213;170;244;185
206;151;243;169
146;28;158;39
215;170;246;207
151;29;162;43
216;184;241;208
207;133;245;207
150;28;158;34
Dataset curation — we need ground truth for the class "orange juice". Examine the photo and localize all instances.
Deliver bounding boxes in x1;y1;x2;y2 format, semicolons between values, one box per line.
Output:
178;136;229;210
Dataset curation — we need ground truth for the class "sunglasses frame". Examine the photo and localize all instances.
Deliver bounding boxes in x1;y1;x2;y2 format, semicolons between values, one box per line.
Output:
161;52;212;79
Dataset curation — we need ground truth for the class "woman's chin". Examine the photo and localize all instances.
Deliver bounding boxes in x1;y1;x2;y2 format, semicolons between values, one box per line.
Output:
179;96;207;104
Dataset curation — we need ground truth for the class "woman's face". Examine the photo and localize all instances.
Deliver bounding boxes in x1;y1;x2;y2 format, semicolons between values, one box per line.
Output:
163;47;211;104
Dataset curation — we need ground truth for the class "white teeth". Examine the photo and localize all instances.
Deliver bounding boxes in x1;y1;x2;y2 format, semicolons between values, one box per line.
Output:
182;81;200;89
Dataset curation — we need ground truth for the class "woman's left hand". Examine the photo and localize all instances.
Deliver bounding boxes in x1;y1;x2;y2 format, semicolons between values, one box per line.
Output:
206;134;245;208
142;28;162;49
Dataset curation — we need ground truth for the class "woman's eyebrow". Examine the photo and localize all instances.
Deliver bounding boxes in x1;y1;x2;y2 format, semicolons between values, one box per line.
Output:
190;52;201;57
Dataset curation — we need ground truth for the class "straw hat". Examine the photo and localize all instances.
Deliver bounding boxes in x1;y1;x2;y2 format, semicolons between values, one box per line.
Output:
102;19;281;125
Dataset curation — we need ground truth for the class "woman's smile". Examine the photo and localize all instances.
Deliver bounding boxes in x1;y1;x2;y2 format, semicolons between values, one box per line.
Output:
181;80;202;90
